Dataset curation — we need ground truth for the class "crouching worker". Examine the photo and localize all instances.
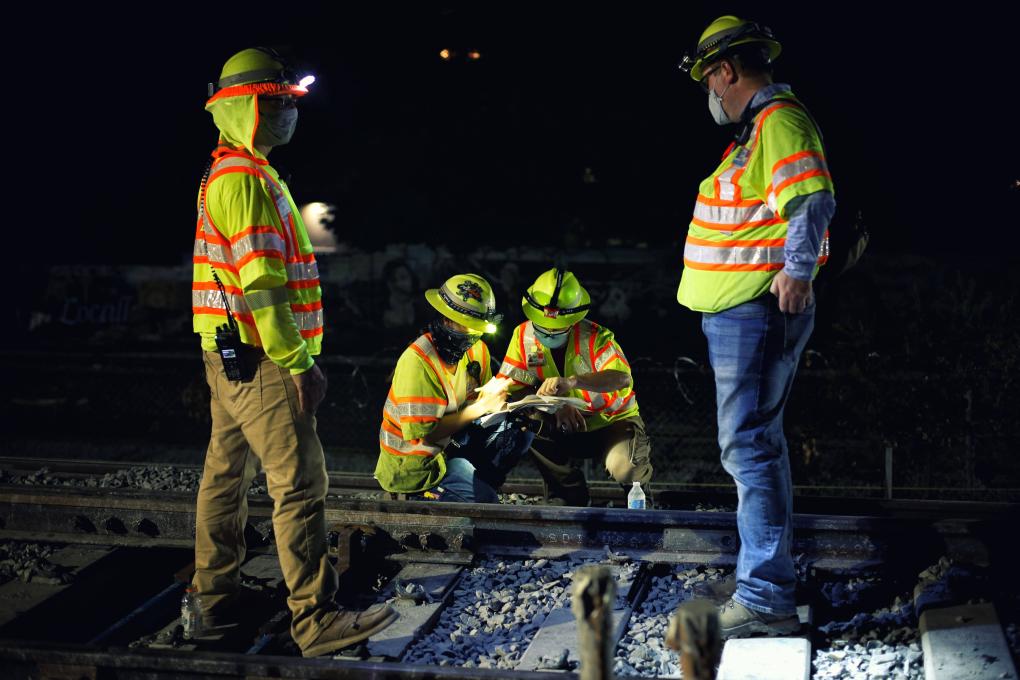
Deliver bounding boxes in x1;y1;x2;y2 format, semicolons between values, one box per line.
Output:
375;274;538;502
498;268;653;506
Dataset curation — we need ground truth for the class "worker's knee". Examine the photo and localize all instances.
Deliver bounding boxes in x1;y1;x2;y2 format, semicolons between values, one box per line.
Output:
604;421;652;484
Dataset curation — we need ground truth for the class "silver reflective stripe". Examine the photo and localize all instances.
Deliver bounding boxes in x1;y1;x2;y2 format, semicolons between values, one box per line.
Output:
397;400;445;418
772;155;828;191
203;241;229;264
819;234;831;260
716;167;739;202
232;231;286;260
244;287;290;311
573;321;594;374
594;344;621;372
503;365;539;386
294;310;323;331
287;261;319;281
413;336;458;414
379;425;441;457
519;323;544;381
684;243;786;266
693;200;775;226
214;157;259;171
192;289;250;313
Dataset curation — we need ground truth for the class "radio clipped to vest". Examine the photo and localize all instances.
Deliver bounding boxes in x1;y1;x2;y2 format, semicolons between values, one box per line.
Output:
198;158;256;382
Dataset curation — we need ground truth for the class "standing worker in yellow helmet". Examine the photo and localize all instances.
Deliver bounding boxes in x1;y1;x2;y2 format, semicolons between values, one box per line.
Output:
192;47;396;657
375;273;539;502
677;17;835;638
497;268;653;506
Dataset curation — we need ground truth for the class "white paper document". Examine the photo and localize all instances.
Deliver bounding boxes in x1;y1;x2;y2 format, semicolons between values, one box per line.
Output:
477;394;588;428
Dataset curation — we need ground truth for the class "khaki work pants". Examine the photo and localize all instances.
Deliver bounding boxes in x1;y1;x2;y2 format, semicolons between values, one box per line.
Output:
529;415;653;507
194;351;337;649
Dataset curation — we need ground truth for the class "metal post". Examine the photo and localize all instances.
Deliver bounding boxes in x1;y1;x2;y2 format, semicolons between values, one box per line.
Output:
571;565;616;680
885;445;894;500
667;599;720;680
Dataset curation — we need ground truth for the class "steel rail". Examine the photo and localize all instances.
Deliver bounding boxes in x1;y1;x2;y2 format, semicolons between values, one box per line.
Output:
0;485;1012;569
2;455;1016;516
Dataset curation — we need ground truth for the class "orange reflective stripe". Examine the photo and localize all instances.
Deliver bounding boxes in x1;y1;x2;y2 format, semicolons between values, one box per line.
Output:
380;440;435;458
686;235;786;248
691;216;784;232
300;328;323;338
393;394;447;405
381;420;403;437
773;169;831;197
771;150;824;176
604;392;637;417
400;415;440;423
207;81;308;104
192;280;244;295
290;301;323;313
682;259;784;272
696;194;762;208
502;354;526;370
286;280;319;290
229;225;283;244
235;249;286;269
209;165;260;184
193;255;239;274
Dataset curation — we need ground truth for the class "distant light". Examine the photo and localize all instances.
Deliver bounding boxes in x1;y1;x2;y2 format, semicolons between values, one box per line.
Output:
298;75;316;88
439;49;452;61
299;202;337;254
467;50;481;61
485;322;497;334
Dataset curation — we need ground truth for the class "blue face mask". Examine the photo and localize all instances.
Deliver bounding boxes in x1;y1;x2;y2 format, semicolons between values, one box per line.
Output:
534;325;569;349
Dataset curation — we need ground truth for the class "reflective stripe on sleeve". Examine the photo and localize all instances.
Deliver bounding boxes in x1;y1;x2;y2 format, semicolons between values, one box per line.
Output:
244;286;290;311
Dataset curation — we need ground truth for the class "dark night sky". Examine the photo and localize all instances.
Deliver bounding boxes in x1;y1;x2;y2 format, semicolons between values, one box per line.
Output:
18;2;1019;265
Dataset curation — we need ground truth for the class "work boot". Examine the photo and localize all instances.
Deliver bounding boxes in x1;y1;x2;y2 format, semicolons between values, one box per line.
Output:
301;603;399;657
690;573;736;602
718;598;799;639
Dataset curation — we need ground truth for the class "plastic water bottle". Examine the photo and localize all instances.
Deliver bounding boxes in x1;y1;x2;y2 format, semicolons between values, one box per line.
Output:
181;586;203;639
627;482;646;510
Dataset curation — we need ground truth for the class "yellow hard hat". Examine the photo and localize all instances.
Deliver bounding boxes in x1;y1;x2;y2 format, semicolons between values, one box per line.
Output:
425;273;502;334
522;268;591;330
207;47;313;102
679;16;781;82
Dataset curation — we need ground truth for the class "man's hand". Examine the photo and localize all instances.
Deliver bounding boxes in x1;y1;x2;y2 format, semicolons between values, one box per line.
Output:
292;362;328;415
770;269;814;314
537;376;577;397
473;388;508;416
554;405;587;433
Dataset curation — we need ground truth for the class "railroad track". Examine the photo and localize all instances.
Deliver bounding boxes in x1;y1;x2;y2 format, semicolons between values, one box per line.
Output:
0;457;1017;679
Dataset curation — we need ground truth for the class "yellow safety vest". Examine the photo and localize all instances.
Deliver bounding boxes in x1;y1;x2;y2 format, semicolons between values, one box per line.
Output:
375;334;492;493
677;91;834;313
497;320;638;432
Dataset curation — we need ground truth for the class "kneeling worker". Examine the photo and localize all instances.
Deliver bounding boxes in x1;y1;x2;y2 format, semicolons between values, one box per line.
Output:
497;268;653;506
375;274;537;502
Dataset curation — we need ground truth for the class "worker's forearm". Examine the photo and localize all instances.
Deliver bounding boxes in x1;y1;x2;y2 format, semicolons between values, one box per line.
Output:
783;191;836;281
569;369;631;393
423;403;485;444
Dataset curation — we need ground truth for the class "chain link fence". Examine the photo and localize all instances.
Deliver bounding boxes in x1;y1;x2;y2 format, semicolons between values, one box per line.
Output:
3;350;1017;501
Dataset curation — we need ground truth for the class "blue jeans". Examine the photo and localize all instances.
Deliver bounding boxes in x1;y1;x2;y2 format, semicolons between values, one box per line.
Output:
702;294;814;615
409;419;536;504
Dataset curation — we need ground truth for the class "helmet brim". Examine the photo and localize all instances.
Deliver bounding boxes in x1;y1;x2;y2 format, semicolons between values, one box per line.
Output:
207;81;309;105
689;38;781;81
521;286;591;330
426;289;492;333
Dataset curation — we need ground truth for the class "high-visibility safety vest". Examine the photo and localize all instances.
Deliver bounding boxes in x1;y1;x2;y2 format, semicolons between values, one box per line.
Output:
497;320;638;432
375;334;492;493
677;90;834;313
192;144;323;373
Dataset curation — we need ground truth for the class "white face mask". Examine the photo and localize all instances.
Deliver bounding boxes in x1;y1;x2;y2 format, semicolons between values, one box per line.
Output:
708;81;733;126
255;107;298;147
534;326;569;349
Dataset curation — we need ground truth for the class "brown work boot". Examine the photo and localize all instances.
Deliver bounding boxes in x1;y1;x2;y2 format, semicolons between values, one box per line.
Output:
690;573;736;602
718;597;799;639
301;603;399;657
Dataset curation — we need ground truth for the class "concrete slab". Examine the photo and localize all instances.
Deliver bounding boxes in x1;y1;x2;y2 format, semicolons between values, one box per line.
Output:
517;564;639;671
367;562;463;658
717;637;811;680
921;602;1017;680
0;546;112;627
